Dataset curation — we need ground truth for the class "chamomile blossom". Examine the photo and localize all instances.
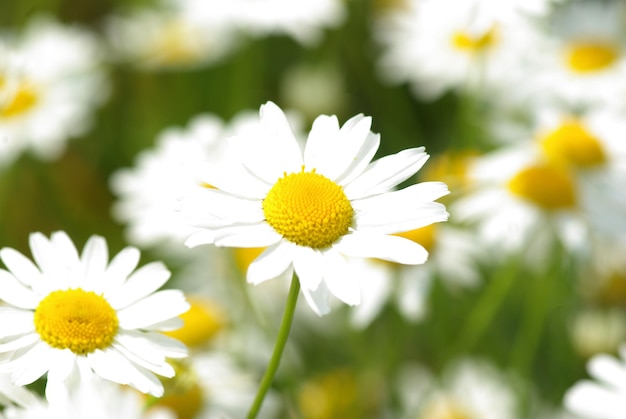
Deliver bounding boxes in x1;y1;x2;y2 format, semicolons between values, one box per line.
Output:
375;0;539;100
0;232;189;402
180;101;449;315
564;345;626;418
0;16;108;167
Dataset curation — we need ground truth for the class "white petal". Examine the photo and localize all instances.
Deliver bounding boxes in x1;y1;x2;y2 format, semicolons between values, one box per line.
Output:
335;132;380;186
106;262;171;309
292;246;324;291
0;271;40;309
303;115;340;170
343;147;429;198
0;333;40;353
50;232;81;274
184;230;218;248
588;354;626;389
100;246;141;295
81;235;108;283
9;343;54;386
334;232;429;265
349;259;393;328
112;341;175;378
45;350;78;403
323;249;360;306
300;280;331;316
564;380;625;417
28;233;66;289
212;222;283;248
0;248;42;287
117;290;189;329
247;241;295;285
187;188;265;224
117;331;187;360
0;309;35;337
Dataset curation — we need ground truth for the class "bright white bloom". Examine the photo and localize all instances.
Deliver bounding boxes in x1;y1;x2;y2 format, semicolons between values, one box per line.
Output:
181;101;449;315
350;223;482;328
0;232;189;401
397;359;518;419
0;373;39;411
375;0;539;100
105;6;240;71
179;0;345;45
564;345;626;418
0;16;108;167
454;107;626;258
527;1;626;108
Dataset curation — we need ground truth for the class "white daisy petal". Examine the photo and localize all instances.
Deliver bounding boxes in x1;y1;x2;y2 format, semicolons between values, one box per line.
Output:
45;350;78;403
0;248;42;287
343;147;429;198
101;246;141;294
247;241;296;285
185;230;219;248
322;249;360;306
300;280;331;316
106;262;172;309
9;343;53;386
117;289;189;329
335;232;429;265
0;334;40;353
292;246;324;291
117;331;187;360
50;231;81;271
0;309;35;337
81;235;108;284
212;222;283;248
303;114;341;170
142;317;183;332
588;355;626;389
189;188;265;223
0;271;41;309
112;342;175;378
28;233;62;281
335;131;380;186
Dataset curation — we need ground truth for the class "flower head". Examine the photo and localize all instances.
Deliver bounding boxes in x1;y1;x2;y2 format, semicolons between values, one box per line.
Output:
181;101;449;315
0;232;189;401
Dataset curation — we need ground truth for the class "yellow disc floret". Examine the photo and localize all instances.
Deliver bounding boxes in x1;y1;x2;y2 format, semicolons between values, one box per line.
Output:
164;296;225;348
540;120;606;168
0;79;38;119
394;223;438;254
34;289;119;355
507;164;577;210
566;41;618;73
451;27;497;53
263;169;353;249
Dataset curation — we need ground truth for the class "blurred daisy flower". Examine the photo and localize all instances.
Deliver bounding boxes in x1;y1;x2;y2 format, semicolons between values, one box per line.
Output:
180;101;449;315
397;359;518;419
0;16;108;167
105;5;240;71
0;232;189;401
375;0;539;100
564;345;626;418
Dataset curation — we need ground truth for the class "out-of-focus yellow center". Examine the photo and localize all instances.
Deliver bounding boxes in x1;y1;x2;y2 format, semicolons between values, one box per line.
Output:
233;247;266;274
152;361;204;419
507;164;577;210
566;41;619;73
540;120;606;168
420;151;477;198
594;271;626;307
394;223;438;254
163;297;225;348
153;21;201;65
298;370;359;419
34;289;118;355
421;399;473;419
0;76;38;119
263;169;353;249
451;27;497;53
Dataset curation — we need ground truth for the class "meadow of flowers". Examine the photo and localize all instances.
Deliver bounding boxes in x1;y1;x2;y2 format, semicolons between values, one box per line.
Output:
1;0;626;418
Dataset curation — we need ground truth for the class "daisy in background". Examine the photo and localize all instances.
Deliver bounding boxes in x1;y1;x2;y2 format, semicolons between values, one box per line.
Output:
105;4;240;72
0;231;189;402
526;0;626;109
178;0;345;46
396;359;519;419
375;0;541;101
349;222;483;328
0;15;108;167
180;101;449;315
564;344;626;418
453;106;626;260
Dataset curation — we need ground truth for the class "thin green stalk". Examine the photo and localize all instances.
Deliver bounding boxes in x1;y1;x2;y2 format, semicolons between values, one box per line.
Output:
247;275;300;419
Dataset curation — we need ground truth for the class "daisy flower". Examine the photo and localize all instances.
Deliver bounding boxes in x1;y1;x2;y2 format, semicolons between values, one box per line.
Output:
180;101;449;315
0;15;108;167
0;232;189;402
375;0;539;100
564;345;626;418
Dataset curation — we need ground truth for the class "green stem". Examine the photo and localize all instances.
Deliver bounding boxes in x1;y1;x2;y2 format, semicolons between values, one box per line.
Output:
246;275;300;419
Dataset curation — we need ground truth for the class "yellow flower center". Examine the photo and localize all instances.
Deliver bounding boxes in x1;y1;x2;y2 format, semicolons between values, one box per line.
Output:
540;120;606;168
0;77;38;119
152;361;204;419
163;297;225;348
34;289;118;355
233;247;266;274
566;41;619;73
451;27;497;53
298;370;359;419
507;164;577;210
263;169;354;249
422;399;473;419
394;223;438;254
153;21;200;65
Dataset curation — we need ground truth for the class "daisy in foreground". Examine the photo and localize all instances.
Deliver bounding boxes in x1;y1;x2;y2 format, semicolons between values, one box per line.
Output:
182;101;450;316
0;232;189;402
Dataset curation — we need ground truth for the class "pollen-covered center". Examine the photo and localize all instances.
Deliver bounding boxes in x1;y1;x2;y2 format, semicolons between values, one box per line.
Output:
451;27;497;53
566;41;619;73
507;164;577;210
540;120;606;168
34;289;119;355
0;78;38;119
263;170;353;249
